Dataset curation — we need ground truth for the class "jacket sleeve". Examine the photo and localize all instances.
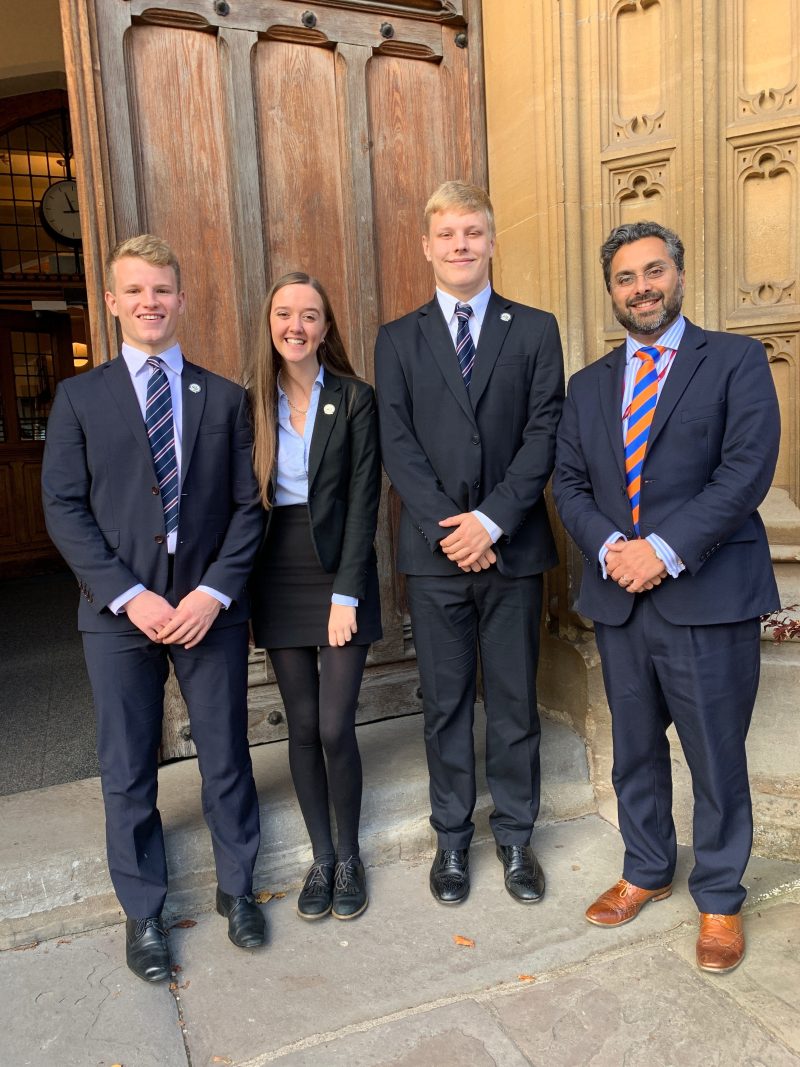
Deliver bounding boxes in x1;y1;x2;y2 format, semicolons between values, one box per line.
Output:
41;383;141;612
374;324;461;550
195;389;264;600
477;312;565;537
332;383;382;599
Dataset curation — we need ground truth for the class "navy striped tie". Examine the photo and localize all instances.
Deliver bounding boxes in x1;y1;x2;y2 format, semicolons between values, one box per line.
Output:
455;303;476;387
145;358;179;535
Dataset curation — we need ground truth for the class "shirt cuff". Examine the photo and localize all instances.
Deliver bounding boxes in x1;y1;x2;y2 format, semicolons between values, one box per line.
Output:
646;534;685;578
599;532;626;580
108;584;145;615
473;510;503;544
198;585;232;610
331;594;359;607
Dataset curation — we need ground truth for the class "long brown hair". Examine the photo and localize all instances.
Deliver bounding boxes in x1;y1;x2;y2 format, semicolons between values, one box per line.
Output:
248;271;357;508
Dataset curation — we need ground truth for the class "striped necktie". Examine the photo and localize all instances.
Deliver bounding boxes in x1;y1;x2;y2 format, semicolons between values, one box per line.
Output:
145;357;179;535
455;303;476;387
624;344;665;535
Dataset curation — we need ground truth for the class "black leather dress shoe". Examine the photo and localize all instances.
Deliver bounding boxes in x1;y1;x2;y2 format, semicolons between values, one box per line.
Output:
125;917;170;982
429;848;470;904
297;860;334;920
216;887;267;948
332;856;368;920
496;844;545;903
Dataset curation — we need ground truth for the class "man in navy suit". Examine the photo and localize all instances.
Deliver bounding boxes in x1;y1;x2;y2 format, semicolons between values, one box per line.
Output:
42;235;265;981
376;182;564;906
553;221;780;972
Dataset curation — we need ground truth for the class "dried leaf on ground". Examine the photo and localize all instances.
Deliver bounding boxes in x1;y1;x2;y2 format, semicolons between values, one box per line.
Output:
254;889;286;903
57;938;72;945
517;974;537;983
212;1058;233;1064
452;934;475;948
170;918;197;929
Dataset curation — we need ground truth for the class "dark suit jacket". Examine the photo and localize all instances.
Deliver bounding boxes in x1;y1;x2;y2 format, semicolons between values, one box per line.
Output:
375;291;565;577
41;354;263;632
259;371;381;600
553;319;780;626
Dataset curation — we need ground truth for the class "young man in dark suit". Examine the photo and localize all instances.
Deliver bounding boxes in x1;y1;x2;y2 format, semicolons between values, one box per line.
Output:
553;221;780;972
375;182;564;905
42;235;265;981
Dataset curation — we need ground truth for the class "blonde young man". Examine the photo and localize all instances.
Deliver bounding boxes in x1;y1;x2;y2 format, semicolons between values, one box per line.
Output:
375;182;564;904
42;235;265;981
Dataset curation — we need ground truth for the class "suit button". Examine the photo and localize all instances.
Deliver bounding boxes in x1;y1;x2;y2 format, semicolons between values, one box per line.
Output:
473;480;480;489
471;434;480;445
154;535;165;544
152;486;160;495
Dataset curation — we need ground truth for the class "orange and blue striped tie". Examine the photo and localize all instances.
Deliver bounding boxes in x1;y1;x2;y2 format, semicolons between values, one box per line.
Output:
624;345;665;534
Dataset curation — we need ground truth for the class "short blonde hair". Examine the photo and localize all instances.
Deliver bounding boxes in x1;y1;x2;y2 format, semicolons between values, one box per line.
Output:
423;181;495;238
105;234;181;292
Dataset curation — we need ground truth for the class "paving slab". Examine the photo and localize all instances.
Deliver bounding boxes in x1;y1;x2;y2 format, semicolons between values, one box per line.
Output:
671;898;800;1056
489;943;800;1067
0;924;186;1067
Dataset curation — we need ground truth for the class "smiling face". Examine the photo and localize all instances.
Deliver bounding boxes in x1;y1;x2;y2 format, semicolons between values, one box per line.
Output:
269;283;329;373
609;236;685;343
104;256;185;356
422;209;494;301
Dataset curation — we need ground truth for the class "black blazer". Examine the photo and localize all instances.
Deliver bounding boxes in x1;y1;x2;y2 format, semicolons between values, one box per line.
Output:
375;290;565;577
261;371;381;600
41;355;264;632
553;319;780;626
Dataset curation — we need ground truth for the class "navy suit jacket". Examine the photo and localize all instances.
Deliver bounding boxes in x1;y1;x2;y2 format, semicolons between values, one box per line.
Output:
553;319;780;626
375;291;564;577
42;354;263;632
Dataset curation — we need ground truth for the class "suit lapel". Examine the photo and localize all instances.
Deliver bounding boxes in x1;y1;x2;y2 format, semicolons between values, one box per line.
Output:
308;371;342;488
645;319;707;454
469;292;514;409
101;355;154;469
599;342;627;481
180;361;206;486
417;298;476;426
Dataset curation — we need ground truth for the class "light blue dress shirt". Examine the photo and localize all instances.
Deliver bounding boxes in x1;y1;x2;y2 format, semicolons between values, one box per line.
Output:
599;315;687;580
109;343;230;615
434;284;503;544
276;365;358;607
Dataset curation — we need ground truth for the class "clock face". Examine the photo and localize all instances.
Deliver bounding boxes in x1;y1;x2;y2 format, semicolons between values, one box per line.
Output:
40;179;81;244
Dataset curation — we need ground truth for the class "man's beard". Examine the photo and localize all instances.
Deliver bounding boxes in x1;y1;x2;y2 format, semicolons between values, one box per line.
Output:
613;282;683;336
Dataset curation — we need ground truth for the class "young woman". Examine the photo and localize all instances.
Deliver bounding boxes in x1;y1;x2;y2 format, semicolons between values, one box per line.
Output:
248;272;381;921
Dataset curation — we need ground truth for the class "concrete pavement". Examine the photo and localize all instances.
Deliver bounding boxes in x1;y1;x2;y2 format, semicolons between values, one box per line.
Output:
2;815;799;1067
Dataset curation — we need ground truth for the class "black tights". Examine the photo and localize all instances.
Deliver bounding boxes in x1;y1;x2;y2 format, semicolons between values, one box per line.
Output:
267;644;369;863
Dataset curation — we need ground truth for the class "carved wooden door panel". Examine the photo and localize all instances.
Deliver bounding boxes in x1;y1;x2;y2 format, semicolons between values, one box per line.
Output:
60;0;487;756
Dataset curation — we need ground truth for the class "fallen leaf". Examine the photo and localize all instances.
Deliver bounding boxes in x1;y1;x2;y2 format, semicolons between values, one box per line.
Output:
57;938;72;945
212;1058;233;1065
571;864;580;871
12;941;38;952
170;919;197;929
180;980;191;990
169;982;178;991
253;890;274;904
518;974;537;983
453;934;475;948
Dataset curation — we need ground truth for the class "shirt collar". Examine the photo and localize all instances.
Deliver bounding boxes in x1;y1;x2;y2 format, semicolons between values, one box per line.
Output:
277;362;325;399
122;341;184;377
435;282;492;326
625;315;686;363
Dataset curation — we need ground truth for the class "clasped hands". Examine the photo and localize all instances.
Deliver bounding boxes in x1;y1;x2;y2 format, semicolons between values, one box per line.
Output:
439;512;496;571
605;538;668;593
125;588;222;648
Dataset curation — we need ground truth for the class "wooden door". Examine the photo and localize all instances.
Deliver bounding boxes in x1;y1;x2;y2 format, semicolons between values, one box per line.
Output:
0;311;74;575
60;0;487;756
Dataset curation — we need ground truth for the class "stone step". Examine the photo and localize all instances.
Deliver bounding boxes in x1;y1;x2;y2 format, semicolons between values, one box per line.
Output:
0;708;594;949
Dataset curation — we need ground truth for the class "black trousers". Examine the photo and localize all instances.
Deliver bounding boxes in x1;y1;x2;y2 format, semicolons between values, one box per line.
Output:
83;621;260;919
595;596;760;914
406;569;543;850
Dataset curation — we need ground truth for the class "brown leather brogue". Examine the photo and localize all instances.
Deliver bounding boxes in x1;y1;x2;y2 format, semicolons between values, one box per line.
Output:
585;877;672;927
696;912;745;973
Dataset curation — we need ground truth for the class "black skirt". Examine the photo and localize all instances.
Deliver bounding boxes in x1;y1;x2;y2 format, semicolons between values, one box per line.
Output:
250;505;382;649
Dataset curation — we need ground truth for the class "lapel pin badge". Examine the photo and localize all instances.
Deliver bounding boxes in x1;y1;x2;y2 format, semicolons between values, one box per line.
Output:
500;312;512;322
189;383;201;393
323;403;336;415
